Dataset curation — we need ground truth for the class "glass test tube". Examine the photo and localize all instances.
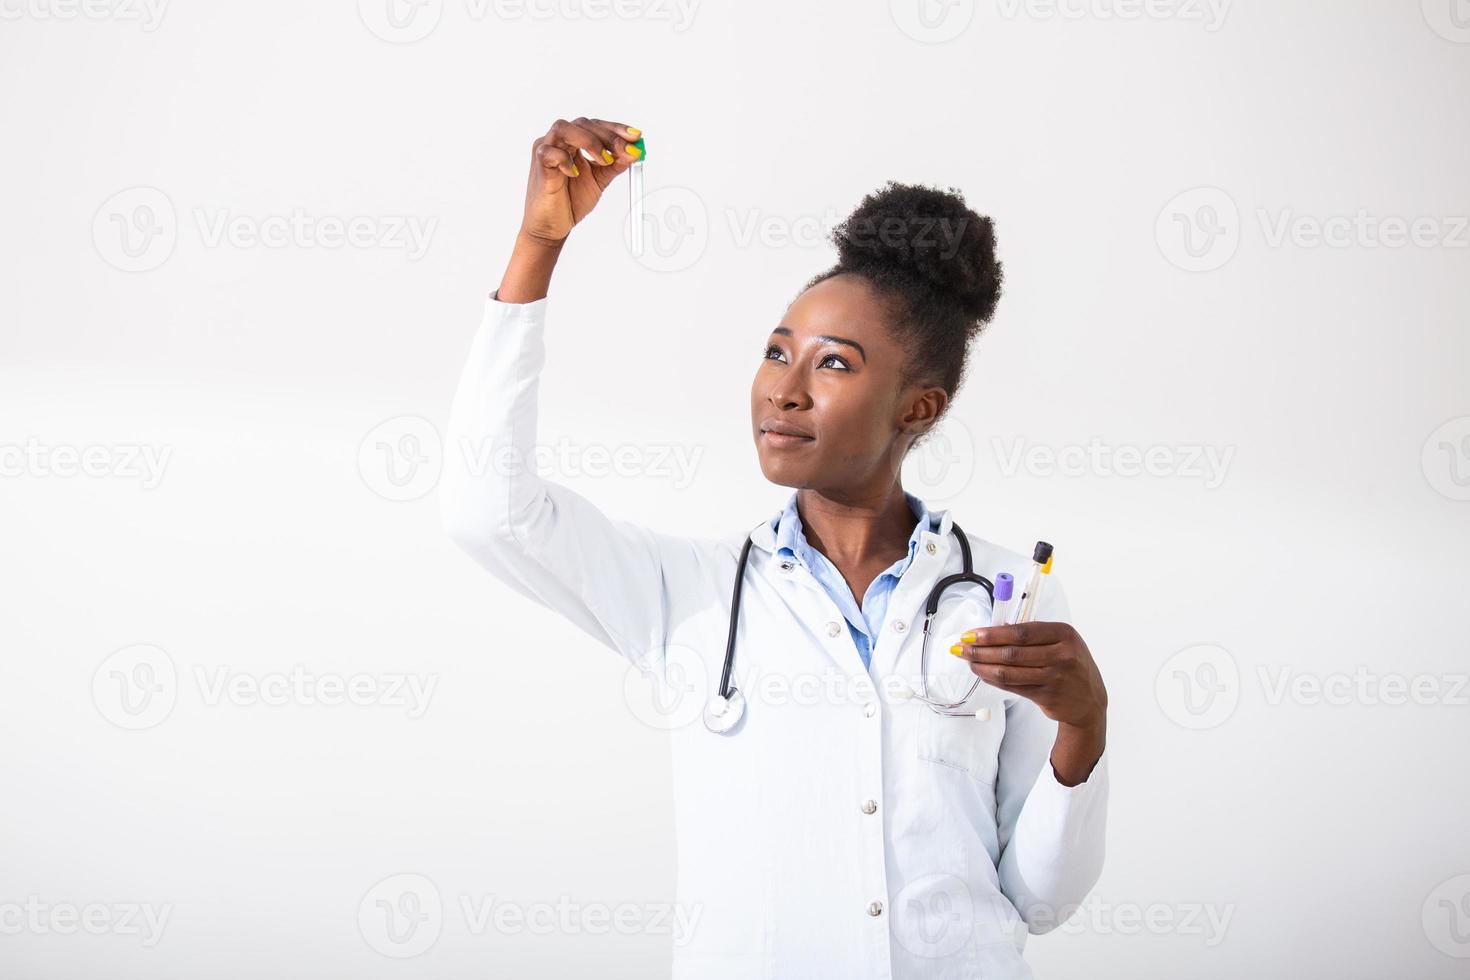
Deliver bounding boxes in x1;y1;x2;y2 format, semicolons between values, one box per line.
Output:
629;138;646;257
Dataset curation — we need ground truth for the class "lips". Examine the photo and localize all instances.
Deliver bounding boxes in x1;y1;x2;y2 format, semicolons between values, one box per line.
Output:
760;418;815;448
764;417;811;437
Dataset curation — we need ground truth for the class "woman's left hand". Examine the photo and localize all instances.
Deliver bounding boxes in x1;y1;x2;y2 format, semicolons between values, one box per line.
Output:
949;622;1108;732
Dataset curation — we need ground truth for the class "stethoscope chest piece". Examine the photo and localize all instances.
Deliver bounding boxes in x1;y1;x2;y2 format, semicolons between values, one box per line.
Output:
703;688;747;735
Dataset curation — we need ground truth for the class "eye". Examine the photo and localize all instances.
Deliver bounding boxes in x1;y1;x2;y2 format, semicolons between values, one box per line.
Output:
819;353;852;371
763;344;787;362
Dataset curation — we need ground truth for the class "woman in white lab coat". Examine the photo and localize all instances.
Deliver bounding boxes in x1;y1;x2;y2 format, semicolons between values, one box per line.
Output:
440;117;1111;980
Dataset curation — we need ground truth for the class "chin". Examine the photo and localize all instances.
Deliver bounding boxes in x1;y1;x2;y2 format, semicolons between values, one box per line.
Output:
755;453;808;487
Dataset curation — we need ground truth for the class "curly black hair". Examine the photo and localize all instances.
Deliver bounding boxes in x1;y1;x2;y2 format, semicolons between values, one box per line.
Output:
803;180;1003;416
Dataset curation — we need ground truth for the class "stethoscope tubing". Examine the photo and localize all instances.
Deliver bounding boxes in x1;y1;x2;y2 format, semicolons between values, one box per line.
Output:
708;520;993;733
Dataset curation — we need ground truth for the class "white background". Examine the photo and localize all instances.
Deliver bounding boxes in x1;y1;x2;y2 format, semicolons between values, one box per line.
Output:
2;0;1469;977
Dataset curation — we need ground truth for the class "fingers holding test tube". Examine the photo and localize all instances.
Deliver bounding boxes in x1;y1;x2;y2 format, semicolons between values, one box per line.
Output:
948;621;1108;731
564;118;643;182
521;116;643;245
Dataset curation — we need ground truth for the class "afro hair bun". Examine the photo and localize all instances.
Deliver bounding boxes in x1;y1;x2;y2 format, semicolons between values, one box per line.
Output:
827;180;1003;329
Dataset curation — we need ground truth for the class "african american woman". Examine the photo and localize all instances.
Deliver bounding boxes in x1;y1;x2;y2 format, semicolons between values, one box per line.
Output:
440;116;1110;980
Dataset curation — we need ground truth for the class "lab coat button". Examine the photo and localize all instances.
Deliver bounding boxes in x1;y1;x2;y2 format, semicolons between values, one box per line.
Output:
779;560;794;572
861;799;877;814
867;901;884;917
825;621;841;637
925;541;937;555
863;701;877;718
892;619;907;633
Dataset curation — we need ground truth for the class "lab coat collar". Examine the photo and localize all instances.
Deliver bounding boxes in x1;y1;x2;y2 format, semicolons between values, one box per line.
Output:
747;492;958;580
745;493;960;681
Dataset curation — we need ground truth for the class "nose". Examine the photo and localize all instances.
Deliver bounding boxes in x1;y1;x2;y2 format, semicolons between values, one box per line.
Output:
767;374;811;412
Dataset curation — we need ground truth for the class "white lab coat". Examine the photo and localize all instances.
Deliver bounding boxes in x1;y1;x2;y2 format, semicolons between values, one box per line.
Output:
440;292;1110;979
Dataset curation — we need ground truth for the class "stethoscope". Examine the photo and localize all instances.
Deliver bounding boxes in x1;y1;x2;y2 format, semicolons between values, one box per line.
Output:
703;522;995;735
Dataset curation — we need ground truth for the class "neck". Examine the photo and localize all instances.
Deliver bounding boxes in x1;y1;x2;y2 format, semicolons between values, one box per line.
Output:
794;485;920;568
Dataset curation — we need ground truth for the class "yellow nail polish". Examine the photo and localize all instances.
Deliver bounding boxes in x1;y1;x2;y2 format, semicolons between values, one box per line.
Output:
570;162;579;177
626;127;641;138
601;149;614;164
626;143;642;159
950;644;964;657
961;631;975;644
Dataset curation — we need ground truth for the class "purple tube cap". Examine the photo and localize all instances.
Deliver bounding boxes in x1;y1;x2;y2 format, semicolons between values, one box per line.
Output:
994;572;1014;601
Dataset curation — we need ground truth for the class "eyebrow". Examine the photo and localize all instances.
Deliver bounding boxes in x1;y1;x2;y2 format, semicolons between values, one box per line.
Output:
771;326;867;363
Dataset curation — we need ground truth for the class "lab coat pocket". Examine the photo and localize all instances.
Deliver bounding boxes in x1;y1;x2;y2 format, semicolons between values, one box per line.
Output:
913;642;1006;787
911;593;1004;787
917;704;1004;788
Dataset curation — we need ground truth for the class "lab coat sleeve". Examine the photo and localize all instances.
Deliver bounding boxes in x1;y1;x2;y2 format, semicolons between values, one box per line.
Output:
993;574;1110;934
438;290;676;671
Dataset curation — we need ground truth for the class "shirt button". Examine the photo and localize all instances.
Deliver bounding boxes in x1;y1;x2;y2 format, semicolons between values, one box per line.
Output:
925;541;937;555
779;561;794;572
892;619;907;633
825;621;841;637
863;701;877;718
867;901;884;917
861;799;878;814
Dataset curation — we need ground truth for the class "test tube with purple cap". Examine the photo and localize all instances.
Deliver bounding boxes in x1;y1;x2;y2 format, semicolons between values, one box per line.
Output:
989;572;1014;628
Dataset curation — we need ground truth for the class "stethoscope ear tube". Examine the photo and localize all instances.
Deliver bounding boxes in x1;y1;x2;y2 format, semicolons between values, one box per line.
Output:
923;524;993;613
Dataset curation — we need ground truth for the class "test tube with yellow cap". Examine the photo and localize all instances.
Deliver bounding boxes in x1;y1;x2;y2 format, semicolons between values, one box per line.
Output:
1014;541;1053;625
628;136;646;256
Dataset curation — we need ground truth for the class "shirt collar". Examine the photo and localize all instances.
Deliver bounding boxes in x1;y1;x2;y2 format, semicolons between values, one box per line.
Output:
769;489;935;576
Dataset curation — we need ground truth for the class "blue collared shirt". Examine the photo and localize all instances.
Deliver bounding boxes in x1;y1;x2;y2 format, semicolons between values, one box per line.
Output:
770;490;935;672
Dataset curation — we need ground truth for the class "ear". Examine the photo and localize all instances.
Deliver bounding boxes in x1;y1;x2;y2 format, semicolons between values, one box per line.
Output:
899;386;949;439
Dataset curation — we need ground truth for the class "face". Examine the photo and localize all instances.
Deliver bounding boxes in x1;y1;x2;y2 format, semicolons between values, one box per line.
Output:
750;274;946;495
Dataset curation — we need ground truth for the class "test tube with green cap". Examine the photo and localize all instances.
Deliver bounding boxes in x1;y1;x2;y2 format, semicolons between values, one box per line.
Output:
629;137;646;256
